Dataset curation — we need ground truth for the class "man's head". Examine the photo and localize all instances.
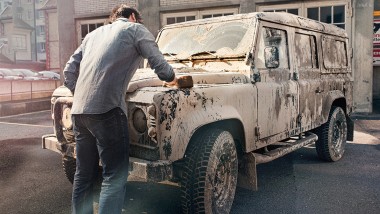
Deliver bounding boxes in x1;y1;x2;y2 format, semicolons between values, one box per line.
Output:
109;4;143;23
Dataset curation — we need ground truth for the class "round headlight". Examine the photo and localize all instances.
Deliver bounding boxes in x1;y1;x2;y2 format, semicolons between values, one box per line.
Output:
51;97;57;104
62;107;72;129
133;108;147;133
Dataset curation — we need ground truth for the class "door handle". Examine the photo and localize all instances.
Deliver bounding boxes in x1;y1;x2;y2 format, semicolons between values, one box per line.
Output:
286;93;296;98
315;87;324;93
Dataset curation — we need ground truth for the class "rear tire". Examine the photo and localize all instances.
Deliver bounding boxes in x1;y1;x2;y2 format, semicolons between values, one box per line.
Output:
316;106;347;162
181;129;238;214
62;156;76;184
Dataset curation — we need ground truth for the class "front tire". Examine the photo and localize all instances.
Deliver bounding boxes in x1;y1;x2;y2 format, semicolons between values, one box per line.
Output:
181;129;238;214
316;106;347;162
62;156;76;184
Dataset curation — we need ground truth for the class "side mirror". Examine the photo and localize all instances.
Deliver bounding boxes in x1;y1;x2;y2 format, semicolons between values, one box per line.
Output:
264;46;279;68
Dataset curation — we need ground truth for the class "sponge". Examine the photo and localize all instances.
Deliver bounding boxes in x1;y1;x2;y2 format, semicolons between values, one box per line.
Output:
177;75;194;88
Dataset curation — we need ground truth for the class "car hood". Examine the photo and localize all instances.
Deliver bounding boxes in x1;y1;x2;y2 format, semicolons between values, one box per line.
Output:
53;67;249;97
127;68;249;92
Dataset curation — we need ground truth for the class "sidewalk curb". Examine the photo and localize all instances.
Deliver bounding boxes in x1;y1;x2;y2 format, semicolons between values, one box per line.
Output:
351;113;380;120
0;99;51;117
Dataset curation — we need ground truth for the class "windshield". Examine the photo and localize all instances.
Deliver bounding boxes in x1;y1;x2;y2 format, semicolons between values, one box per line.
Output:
157;18;255;59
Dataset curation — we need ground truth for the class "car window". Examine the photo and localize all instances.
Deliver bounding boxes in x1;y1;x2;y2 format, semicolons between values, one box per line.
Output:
322;36;347;70
256;27;289;69
295;33;318;69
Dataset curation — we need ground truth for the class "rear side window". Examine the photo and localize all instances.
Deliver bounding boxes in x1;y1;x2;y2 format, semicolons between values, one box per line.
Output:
322;36;348;70
295;33;318;69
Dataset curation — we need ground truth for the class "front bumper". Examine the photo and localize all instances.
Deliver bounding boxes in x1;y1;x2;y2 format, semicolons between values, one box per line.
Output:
41;134;173;182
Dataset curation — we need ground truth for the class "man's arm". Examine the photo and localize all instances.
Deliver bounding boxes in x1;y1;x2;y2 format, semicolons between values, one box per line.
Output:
134;25;175;82
63;45;83;93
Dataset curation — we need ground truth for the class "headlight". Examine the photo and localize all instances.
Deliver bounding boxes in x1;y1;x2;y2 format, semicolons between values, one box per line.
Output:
51;97;57;104
62;106;72;129
133;108;147;133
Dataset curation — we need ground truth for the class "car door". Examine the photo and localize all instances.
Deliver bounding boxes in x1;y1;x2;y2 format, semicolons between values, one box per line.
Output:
293;30;324;130
253;22;298;139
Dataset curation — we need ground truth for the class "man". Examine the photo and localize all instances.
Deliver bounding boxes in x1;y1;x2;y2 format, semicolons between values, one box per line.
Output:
63;5;177;214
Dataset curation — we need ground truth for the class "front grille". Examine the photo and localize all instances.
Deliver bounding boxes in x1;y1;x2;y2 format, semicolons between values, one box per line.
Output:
128;103;159;160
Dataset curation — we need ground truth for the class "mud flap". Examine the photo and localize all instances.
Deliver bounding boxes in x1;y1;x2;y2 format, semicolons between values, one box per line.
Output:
346;116;354;141
237;153;258;191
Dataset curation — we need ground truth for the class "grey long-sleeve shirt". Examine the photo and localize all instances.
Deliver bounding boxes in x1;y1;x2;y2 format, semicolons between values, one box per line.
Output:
63;18;175;115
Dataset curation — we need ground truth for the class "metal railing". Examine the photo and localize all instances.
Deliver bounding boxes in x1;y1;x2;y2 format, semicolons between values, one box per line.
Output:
0;79;60;102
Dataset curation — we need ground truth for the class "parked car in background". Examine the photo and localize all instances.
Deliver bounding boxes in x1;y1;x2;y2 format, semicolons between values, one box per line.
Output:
38;71;60;80
12;69;47;80
0;68;23;80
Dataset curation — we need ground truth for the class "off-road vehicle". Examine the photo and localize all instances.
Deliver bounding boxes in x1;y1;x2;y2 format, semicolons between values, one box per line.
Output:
43;12;354;213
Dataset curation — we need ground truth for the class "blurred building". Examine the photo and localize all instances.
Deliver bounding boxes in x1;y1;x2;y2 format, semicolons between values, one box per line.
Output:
41;0;374;113
40;0;57;70
373;1;380;112
0;0;46;64
0;0;11;12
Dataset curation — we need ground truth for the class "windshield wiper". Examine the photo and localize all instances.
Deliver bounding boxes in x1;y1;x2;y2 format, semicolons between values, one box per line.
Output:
189;51;219;59
163;52;181;61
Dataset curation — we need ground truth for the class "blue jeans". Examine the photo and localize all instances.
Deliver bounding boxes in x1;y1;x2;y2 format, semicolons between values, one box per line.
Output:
71;107;129;214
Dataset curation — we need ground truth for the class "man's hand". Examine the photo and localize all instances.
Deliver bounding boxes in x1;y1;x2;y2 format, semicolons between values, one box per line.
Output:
163;76;193;88
163;76;178;88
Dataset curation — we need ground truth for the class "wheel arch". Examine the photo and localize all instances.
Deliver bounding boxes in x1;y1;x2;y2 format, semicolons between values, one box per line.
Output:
322;90;347;122
185;119;246;158
321;91;353;141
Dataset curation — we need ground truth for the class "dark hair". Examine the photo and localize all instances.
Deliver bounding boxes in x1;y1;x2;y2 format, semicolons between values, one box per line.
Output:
108;4;143;23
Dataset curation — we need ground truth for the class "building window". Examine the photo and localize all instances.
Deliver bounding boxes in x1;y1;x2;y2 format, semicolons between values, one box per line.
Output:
263;8;299;15
77;19;107;44
12;35;27;50
257;2;349;32
295;33;318;69
202;12;234;19
39;42;45;52
0;23;4;36
307;5;345;29
37;25;45;35
14;0;21;7
258;3;300;16
80;22;104;41
38;11;44;19
162;8;239;26
27;10;32;20
166;16;195;25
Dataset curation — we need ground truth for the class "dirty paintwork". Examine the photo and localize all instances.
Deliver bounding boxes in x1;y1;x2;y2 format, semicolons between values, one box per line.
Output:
44;12;353;185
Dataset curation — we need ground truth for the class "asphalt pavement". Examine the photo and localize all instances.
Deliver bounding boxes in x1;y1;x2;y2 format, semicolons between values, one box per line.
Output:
0;111;72;214
0;111;379;214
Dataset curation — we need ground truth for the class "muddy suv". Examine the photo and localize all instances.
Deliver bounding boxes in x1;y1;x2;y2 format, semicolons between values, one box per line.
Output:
43;12;354;213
